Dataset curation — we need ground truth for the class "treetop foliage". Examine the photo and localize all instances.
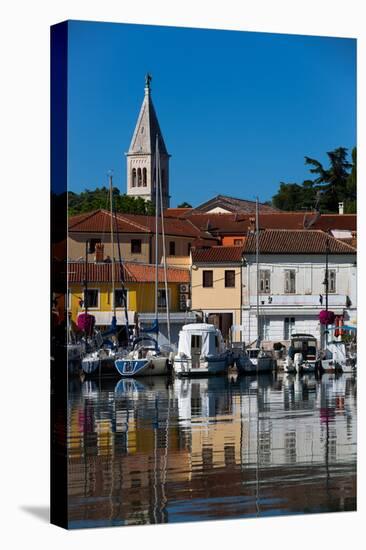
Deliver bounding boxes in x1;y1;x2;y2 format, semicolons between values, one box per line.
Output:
272;147;356;213
68;187;155;216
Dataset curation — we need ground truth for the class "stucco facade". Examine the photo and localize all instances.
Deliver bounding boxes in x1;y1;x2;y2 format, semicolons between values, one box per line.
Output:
242;253;356;346
191;263;243;341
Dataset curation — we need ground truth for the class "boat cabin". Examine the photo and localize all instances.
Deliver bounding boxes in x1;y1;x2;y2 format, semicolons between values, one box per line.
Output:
288;334;317;361
177;323;226;368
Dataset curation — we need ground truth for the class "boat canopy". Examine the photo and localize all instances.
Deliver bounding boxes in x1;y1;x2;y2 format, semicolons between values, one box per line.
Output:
324;342;346;362
177;323;225;358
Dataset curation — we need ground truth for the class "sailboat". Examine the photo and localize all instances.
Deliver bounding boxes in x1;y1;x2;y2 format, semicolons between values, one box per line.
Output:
114;135;172;377
81;173;126;376
236;197;274;374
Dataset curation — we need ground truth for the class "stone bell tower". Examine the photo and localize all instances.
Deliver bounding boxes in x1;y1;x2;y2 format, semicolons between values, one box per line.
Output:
126;75;170;208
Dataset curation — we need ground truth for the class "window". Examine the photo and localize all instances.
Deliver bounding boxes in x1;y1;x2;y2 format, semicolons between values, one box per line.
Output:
284;269;296;293
84;289;99;309
137;168;142;187
284;317;295;339
161;169;165;188
89;239;101;254
142;167;147;187
114;289;128;308
131;168;136;187
202;270;213;288
225;270;235;288
157;289;170;309
169;241;176;256
260;269;271;293
259;317;270;340
329;269;336;293
131;239;142;254
234;239;243;245
191;335;201;349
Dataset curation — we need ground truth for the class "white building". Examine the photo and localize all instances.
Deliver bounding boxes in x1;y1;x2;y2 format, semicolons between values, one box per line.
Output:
241;229;356;347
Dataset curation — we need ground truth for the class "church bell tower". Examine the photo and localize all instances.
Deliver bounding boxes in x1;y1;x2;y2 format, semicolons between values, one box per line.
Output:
126;75;170;208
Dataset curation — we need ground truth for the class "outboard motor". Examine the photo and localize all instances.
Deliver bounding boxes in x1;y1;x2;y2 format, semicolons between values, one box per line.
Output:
294;352;303;374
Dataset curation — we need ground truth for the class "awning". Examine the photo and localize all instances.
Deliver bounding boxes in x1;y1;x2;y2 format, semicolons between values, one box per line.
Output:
92;311;136;326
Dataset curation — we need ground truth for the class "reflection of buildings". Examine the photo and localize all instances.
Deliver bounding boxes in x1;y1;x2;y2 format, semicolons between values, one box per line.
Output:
67;373;356;527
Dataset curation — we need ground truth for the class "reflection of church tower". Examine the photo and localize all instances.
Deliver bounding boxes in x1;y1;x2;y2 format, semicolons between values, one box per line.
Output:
126;75;170;208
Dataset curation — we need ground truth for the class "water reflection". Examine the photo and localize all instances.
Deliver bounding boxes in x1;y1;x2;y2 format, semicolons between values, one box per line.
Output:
68;373;356;528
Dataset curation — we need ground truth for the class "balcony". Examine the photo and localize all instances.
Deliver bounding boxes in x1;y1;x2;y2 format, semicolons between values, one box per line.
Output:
247;294;350;315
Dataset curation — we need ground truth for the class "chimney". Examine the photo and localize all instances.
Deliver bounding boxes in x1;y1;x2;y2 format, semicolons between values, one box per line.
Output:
338;202;344;215
95;243;104;262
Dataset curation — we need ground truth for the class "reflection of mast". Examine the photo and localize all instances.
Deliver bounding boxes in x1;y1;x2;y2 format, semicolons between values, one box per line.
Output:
256;379;260;517
160;384;171;521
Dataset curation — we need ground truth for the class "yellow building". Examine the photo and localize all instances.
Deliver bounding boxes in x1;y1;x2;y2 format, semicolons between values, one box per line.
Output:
68;260;195;345
190;245;244;342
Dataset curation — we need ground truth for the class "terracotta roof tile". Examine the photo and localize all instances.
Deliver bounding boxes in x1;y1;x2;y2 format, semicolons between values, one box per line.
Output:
244;230;356;255
68;209;207;239
164;208;193;217
180;212;357;234
191;245;245;263
191;194;279;213
68;261;190;284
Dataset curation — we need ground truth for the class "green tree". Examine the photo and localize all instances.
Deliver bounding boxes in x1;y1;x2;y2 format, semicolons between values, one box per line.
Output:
345;147;356;213
305;147;352;212
272;183;306;211
177;201;192;208
68;187;155;216
272;147;356;213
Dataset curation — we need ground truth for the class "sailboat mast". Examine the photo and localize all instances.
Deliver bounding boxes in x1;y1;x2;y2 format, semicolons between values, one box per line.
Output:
325;234;329;346
155;135;159;322
158;144;171;345
84;240;89;317
256;197;260;345
109;173;116;318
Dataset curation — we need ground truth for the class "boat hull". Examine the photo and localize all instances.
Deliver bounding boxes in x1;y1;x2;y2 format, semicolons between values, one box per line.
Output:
174;357;228;376
115;356;168;377
236;356;273;374
299;361;317;374
81;358;101;375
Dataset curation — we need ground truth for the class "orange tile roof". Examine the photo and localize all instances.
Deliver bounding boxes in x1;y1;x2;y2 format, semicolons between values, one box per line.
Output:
164;208;193;217
244;230;356;255
185;211;357;234
68;261;190;284
68;209;209;239
192;245;245;263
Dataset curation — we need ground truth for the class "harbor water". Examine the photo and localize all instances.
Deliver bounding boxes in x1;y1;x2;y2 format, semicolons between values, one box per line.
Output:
67;372;357;528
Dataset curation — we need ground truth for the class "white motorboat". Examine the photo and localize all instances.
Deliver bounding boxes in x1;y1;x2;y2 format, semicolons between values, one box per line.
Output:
320;341;356;373
236;347;274;374
284;334;318;374
173;323;229;376
115;336;171;377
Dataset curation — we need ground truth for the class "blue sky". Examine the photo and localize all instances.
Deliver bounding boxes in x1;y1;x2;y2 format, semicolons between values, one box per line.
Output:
67;21;356;206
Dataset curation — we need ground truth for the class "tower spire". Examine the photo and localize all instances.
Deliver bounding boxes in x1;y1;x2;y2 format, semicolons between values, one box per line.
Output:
145;73;152;94
125;76;171;208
